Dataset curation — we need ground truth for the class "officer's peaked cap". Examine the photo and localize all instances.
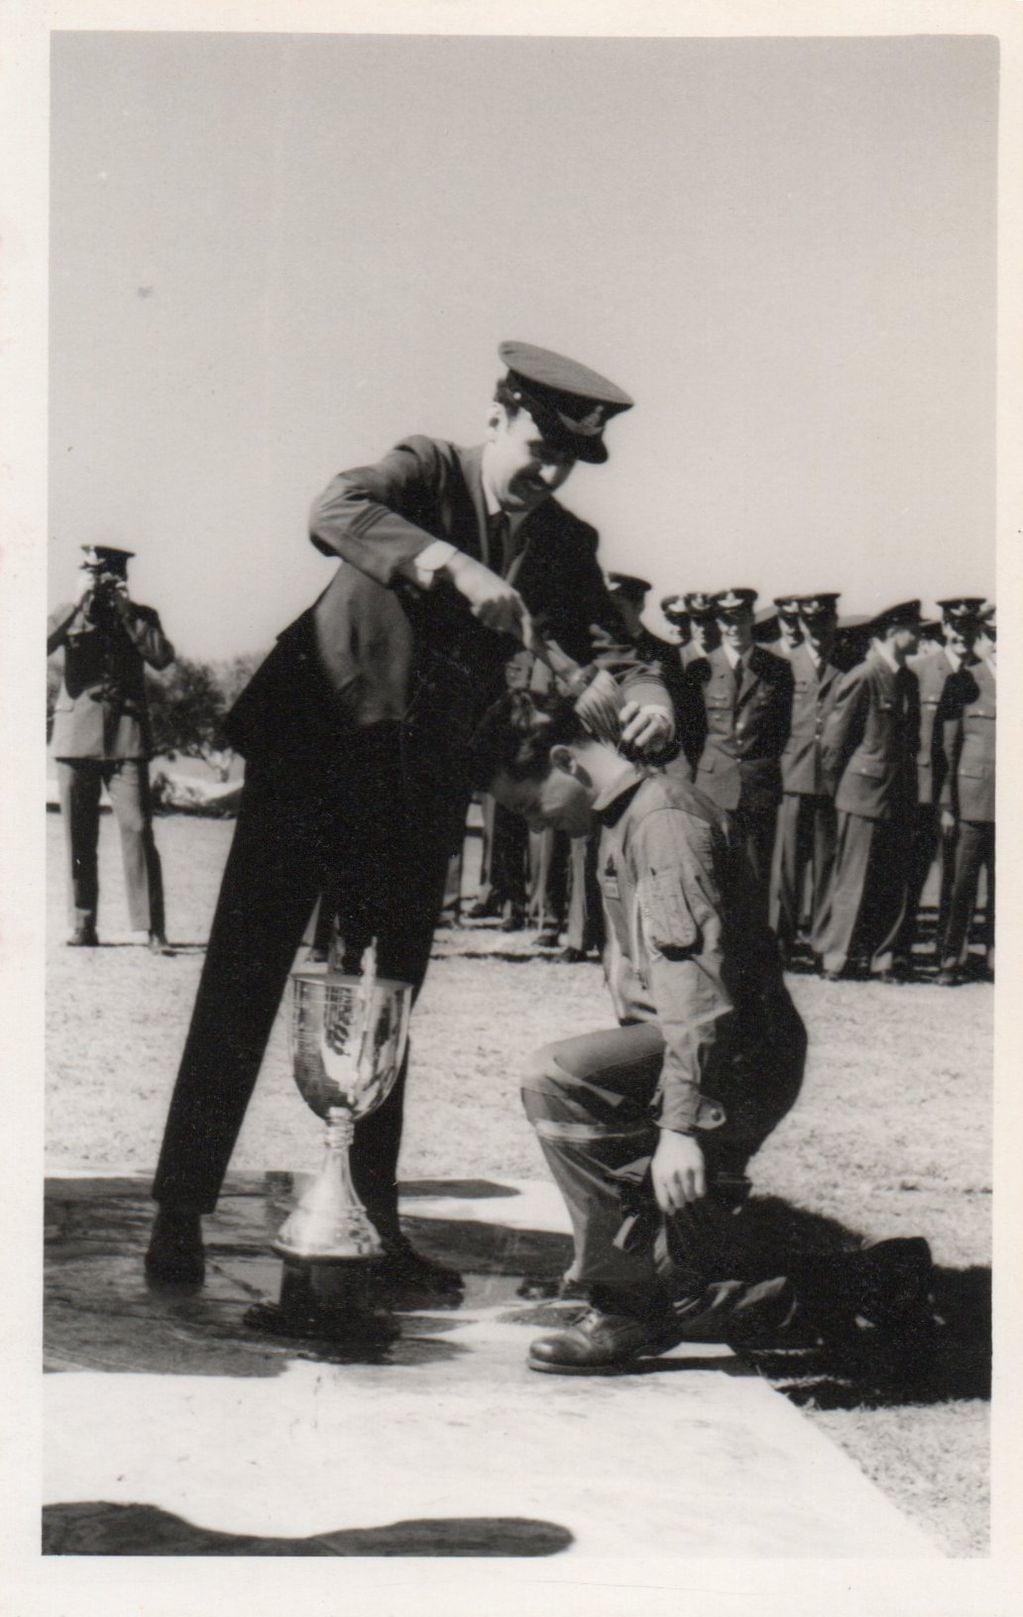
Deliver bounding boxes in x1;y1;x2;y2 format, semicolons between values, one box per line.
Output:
499;341;633;464
81;543;134;568
683;592;716;619
661;593;690;623
866;599;921;636
712;588;758;615
608;571;652;602
937;596;987;623
773;596;802;618
798;593;841;620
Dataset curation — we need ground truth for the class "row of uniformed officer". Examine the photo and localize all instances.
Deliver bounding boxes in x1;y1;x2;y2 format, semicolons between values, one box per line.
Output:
654;589;995;981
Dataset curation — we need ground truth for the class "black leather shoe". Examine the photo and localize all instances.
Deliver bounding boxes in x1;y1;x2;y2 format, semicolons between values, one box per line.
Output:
528;1303;680;1374
500;909;527;932
371;1241;464;1302
145;1206;205;1285
935;967;959;987
534;928;561;948
560;946;587;964
67;926;99;947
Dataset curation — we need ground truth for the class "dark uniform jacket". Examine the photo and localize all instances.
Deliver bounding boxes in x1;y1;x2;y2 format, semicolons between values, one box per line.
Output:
909;647;956;807
226;437;665;770
686;645;793;813
595;767;798;1133
820;650;919;821
779;642;844;797
940;656;996;824
48;599;174;760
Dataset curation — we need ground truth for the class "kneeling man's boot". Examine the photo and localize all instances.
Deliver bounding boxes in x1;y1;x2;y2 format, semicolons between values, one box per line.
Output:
528;1289;680;1375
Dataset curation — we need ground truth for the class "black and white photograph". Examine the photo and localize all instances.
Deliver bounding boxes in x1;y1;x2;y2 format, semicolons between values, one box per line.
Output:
3;1;1021;1610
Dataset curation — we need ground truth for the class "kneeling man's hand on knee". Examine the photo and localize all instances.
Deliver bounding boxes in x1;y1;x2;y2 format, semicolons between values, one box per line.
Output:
651;1129;706;1213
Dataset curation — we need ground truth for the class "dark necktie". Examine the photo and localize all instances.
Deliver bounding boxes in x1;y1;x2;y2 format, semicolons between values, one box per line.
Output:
488;511;513;577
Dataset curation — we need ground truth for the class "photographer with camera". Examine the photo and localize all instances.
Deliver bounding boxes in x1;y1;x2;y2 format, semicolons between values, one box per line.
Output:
48;544;175;949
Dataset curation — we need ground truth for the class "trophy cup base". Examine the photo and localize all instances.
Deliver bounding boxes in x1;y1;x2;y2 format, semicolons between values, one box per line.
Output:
244;1258;399;1345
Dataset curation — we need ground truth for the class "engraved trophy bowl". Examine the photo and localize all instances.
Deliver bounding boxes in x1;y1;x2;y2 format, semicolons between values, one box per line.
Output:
272;950;413;1268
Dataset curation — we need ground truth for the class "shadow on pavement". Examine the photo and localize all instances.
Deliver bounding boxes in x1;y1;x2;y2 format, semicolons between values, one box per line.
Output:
42;1501;574;1556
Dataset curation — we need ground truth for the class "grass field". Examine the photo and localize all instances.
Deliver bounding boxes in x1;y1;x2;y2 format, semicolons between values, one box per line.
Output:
45;810;992;1555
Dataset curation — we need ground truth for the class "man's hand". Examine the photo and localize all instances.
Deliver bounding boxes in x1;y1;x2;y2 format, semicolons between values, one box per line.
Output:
619;699;675;756
444;552;531;639
650;1129;706;1214
940;809;957;838
76;568;95;605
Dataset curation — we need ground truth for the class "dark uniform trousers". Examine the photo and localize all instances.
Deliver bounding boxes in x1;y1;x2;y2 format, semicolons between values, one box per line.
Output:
152;724;457;1231
817;654;919;976
57;758;165;935
895;650;958;962
938;656;996;974
819;809;913;977
522;1002;806;1303
769;792;837;955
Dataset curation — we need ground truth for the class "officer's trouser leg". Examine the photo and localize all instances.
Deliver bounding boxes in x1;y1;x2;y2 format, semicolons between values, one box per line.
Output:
152;773;324;1211
940;820;993;970
808;794;838;953
818;811;875;974
736;807;777;930
865;814;912;974
105;760;165;934
564;830;602;953
58;760;102;930
894;805;938;962
770;793;809;947
348;836;454;1239
522;1024;665;1304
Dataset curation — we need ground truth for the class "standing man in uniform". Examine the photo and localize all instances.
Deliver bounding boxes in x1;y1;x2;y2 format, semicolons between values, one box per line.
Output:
48;544;174;951
685;588;793;921
471;693;933;1372
937;602;996;984
817;601;922;982
769;593;844;965
681;592;720;666
147;343;675;1288
897;598;986;969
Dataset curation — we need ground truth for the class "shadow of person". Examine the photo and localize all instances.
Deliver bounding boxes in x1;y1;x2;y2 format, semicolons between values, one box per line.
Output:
42;1501;575;1557
722;1195;991;1410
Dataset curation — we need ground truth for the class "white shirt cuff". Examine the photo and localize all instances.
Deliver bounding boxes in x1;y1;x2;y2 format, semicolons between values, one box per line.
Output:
403;540;458;587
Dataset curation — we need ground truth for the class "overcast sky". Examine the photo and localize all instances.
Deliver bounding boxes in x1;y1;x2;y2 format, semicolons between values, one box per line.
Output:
48;31;997;659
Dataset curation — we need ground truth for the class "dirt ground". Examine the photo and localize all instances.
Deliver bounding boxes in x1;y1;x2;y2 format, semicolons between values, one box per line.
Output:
45;810;992;1555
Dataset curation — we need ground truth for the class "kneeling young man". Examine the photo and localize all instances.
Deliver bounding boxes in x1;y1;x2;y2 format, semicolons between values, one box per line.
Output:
474;698;935;1372
471;693;809;1372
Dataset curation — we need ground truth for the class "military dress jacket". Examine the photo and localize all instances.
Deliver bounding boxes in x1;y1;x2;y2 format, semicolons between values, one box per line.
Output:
908;647;956;807
685;645;794;813
226;437;666;769
48;599;174;760
820;651;920;821
595;767;795;1133
939;656;996;824
778;642;844;797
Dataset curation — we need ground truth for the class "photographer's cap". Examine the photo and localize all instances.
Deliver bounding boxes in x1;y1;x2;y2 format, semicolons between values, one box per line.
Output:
498;341;633;464
81;544;134;570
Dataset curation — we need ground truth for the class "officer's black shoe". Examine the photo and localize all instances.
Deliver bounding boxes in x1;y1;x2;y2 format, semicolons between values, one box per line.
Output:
935;967;959;987
67;926;99;947
528;1295;680;1374
466;900;497;920
145;1205;205;1286
560;946;587;964
371;1240;464;1302
534;928;561;948
500;908;527;932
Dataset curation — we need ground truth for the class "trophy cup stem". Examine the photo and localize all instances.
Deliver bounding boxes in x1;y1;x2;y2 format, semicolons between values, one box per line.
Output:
273;1107;383;1263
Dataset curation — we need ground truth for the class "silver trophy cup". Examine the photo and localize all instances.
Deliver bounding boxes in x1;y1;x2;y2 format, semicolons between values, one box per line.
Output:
274;951;413;1264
